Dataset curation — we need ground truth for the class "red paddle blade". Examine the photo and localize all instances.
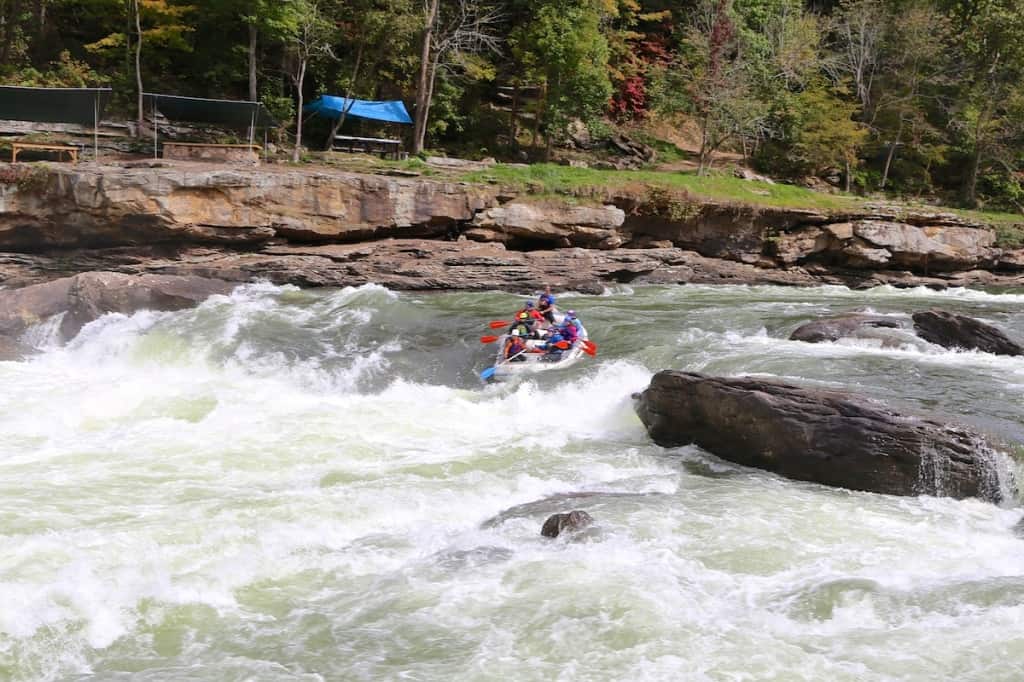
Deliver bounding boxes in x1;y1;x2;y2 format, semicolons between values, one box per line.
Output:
582;340;597;352
489;320;510;329
555;341;570;349
480;335;500;344
582;346;597;356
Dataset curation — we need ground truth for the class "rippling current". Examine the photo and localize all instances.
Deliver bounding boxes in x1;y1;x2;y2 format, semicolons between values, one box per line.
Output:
2;282;1024;681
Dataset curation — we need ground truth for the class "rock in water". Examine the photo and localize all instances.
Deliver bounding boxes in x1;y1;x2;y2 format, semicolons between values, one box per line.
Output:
541;510;594;538
912;310;1023;356
0;271;234;343
633;371;1007;502
789;314;906;343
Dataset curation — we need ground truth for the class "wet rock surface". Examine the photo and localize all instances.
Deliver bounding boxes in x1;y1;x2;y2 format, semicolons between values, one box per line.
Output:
0;271;234;343
912;310;1023;356
634;370;1007;502
789;314;906;343
541;510;595;538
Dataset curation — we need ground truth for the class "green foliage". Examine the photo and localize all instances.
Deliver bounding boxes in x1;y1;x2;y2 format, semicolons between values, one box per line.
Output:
1;0;1024;215
9;51;105;88
512;0;613;143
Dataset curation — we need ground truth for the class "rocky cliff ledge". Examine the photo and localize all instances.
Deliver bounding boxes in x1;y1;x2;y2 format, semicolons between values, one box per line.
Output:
1;161;1022;290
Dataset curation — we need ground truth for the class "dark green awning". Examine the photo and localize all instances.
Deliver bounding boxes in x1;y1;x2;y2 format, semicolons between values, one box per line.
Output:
0;86;111;126
143;93;278;128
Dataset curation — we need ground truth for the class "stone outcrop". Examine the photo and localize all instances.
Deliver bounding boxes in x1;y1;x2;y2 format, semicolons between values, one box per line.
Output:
772;216;997;272
912;310;1023;356
633;370;1007;502
541;510;594;538
0;162;499;249
465;202;625;249
1;162;1022;288
0;271;234;343
789;313;906;343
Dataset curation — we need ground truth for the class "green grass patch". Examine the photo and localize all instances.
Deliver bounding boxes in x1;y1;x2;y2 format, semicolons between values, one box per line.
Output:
463;163;861;212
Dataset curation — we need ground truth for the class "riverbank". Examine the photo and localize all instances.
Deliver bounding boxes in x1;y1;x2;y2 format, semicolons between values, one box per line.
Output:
1;159;1023;291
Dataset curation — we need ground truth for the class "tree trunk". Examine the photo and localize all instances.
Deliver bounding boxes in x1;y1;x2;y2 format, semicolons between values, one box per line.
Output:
134;0;143;138
415;59;439;154
292;59;307;162
963;110;987;208
880;119;904;190
412;0;439;155
248;22;258;102
697;114;710;176
324;43;363;149
509;84;519;150
1;0;21;65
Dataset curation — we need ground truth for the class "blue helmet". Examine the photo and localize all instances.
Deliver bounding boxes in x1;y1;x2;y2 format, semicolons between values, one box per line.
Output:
565;310;576;319
524;300;534;307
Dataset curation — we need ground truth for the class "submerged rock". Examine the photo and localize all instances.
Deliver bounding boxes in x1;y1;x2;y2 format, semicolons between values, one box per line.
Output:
912;310;1023;356
0;334;33;361
633;370;1006;502
541;510;594;538
0;271;234;342
789;313;906;343
1013;517;1024;539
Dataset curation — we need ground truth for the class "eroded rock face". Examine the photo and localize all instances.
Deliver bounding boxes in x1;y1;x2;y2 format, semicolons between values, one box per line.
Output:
633;370;1007;502
466;202;625;249
0;271;234;343
541;510;594;538
0;163;500;249
912;310;1023;356
789;314;906;343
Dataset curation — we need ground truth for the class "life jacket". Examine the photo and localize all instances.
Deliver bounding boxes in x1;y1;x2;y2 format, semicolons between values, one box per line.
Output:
561;323;579;342
509;321;532;337
516;307;544;321
504;337;526;359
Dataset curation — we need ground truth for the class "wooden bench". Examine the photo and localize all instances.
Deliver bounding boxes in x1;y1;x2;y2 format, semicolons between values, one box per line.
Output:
11;142;79;163
162;142;262;164
333;135;403;160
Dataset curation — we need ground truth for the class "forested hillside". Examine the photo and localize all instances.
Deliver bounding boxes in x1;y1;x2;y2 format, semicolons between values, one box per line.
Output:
1;0;1023;211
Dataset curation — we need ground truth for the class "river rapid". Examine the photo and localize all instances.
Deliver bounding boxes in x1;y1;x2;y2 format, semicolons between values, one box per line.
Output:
2;282;1024;681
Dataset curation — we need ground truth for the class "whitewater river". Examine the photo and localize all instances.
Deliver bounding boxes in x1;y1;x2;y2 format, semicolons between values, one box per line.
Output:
2;282;1024;681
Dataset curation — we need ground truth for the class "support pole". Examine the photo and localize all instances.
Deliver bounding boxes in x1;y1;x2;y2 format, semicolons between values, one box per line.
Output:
93;94;100;162
152;98;158;159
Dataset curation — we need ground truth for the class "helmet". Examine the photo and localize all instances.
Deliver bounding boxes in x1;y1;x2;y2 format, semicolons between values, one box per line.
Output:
511;329;521;337
524;300;534;307
518;312;529;320
565;310;576;319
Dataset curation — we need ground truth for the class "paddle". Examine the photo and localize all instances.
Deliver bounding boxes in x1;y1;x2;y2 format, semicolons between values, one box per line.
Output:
480;335;501;344
488;320;511;329
480;347;528;381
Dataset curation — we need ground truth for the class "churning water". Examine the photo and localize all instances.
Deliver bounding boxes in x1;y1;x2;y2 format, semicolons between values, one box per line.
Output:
2;282;1023;681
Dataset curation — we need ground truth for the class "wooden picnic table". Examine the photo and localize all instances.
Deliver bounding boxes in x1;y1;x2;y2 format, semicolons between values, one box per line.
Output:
333;135;403;160
11;142;78;163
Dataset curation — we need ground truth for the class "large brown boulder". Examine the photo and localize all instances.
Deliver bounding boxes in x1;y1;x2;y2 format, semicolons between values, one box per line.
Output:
633;371;1008;502
912;310;1023;356
0;271;234;343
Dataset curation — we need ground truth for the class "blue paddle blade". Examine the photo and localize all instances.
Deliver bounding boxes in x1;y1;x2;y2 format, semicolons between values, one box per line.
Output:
480;366;496;381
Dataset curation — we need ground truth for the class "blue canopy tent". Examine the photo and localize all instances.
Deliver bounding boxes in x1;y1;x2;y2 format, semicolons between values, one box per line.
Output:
304;96;412;124
304;96;412;158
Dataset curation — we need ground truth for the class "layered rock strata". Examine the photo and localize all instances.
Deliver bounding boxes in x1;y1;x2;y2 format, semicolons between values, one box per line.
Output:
1;162;1020;286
